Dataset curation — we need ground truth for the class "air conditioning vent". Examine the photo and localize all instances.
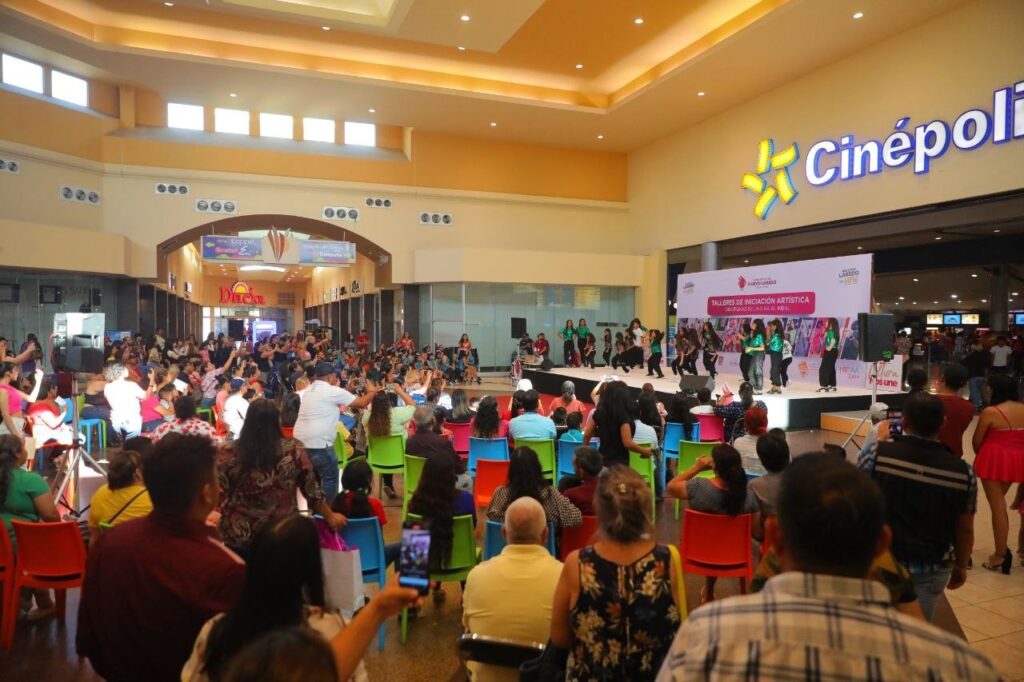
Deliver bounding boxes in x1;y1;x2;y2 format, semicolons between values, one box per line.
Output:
322;206;360;222
364;196;392;208
419;211;453;225
0;158;20;174
278;292;296;305
60;185;101;205
196;198;237;214
155;182;189;195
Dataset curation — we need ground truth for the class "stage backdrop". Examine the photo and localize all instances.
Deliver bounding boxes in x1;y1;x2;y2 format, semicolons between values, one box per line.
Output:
675;254;888;389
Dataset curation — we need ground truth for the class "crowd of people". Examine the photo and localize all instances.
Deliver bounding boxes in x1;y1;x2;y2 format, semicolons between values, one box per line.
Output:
0;320;1020;682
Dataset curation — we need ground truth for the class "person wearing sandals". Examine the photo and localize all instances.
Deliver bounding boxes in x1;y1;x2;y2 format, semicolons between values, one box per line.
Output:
817;318;840;392
972;373;1024;574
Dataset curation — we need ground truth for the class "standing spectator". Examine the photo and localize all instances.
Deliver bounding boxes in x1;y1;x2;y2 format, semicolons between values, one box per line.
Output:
963;338;989;410
463;497;563;682
508;390;556;441
935;363;974;457
971;373;1024;574
990;336;1013;375
77;435;247;682
551;466;681;680
584;381;652;468
656;455;998;681
221;378;250;440
859;392;975;621
486;447;582;529
104;363;145;440
533;332;550;361
293;363;376;502
199;351;237;408
356;329;370;352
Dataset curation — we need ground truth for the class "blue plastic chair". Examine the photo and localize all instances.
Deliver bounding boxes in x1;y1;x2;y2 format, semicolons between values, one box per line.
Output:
663;422;685;458
557;439;581;480
412;393;427;405
468;437;509;477
339;517;387;651
482;519;557;560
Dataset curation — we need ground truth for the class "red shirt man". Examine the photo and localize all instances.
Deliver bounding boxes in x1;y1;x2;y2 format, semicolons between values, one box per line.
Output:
935;364;975;457
533;334;550;358
356;330;370;351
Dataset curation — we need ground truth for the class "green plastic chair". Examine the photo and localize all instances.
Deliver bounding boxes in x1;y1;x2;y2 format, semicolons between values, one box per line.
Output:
400;513;478;644
334;432;350;469
367;434;405;497
195;407;213;424
628;443;656;518
674;440;717;520
402;455;427;519
514;439;556;484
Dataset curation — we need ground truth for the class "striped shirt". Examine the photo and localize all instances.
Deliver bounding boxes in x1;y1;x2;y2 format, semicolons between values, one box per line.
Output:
656;572;999;681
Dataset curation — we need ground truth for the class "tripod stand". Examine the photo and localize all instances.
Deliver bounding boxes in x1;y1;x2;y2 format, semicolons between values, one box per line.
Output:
841;361;880;452
52;374;107;518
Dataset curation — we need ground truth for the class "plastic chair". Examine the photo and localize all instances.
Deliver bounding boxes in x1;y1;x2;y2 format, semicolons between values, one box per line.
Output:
514;440;556;484
696;414;725;442
559;516;598;560
474;459;510;508
0;525;12;649
401;514;478;644
457;633;546;672
3;521;86;649
402;455;427;519
628;445;656;518
556;440;581;481
446;422;473;455
367;435;405;497
213;405;228;437
482;520;556;560
339;518;388;651
467;438;509;477
680;509;754;593
663;422;686;458
333;432;349;469
674;440;717;519
195;407;214;424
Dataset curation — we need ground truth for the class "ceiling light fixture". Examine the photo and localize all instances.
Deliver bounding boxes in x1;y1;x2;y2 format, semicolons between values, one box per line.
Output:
596;134;604;140
239;265;286;273
457;46;466;51
912;302;917;305
994;229;1001;233
743;259;750;264
460;14;470;22
368;108;376;113
971;273;978;278
1015;292;1021;296
933;301;938;304
321;25;330;31
576;64;583;70
634;17;644;25
229;92;237;98
982;299;988;303
164;1;174;6
852;11;864;19
899;296;905;300
934;236;943;240
856;246;863;250
697;91;705;97
951;294;958;299
913;278;919;282
489;121;497;127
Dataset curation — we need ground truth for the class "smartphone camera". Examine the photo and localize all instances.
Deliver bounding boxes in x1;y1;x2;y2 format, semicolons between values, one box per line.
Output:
398;520;431;595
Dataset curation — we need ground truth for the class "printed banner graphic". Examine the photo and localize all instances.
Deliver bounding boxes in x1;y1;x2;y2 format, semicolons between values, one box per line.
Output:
202;230;356;266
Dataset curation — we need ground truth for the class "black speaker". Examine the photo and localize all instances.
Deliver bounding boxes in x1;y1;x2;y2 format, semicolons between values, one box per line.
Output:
511;317;526;339
678;375;715;394
66;347;104;373
540;357;554;371
858;313;894;362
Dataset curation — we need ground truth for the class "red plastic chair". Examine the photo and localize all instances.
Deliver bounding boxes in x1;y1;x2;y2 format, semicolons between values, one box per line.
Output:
680;509;754;593
0;527;12;649
3;521;87;649
559;516;598;560
446;422;473;455
696;414;725;443
496;395;513;418
474;459;510;509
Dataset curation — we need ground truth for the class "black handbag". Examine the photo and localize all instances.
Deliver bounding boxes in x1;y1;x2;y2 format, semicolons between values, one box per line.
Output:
518;640;568;682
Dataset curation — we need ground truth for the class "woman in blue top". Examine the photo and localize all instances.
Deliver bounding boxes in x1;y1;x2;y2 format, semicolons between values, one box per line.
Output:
766;318;785;394
747;319;766;394
818;317;840;392
560;320;577;367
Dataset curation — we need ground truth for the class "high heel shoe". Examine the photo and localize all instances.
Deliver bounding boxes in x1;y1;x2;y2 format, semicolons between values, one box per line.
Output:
982;549;1013;574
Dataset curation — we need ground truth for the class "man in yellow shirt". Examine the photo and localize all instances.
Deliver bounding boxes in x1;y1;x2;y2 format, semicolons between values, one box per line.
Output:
462;497;563;682
88;447;153;548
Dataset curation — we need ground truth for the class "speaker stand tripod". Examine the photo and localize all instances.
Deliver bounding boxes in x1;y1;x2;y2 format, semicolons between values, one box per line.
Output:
52;374;107;519
840;361;880;453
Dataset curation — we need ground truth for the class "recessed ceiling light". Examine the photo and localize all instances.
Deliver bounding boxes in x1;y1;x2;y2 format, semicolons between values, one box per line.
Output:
899;296;905;300
934;236;942;240
933;301;939;304
912;278;919;282
489;121;497;127
856;246;863;250
163;1;174;6
951;294;958;299
1014;292;1021;296
229;92;237;98
575;63;583;70
895;302;900;305
321;25;330;31
852;11;864;19
460;14;470;22
634;17;644;25
981;299;988;303
457;46;466;51
743;259;749;264
971;273;978;278
912;302;917;305
994;229;1001;233
368;108;376;113
697;91;705;97
596;134;604;140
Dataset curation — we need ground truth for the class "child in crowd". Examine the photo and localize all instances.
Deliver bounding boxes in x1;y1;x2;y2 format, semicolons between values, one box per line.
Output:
332;458;400;570
560;411;584;442
690;387;715;415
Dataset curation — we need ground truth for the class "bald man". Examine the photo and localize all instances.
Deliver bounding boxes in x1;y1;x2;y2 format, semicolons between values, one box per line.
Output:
462;497;563;682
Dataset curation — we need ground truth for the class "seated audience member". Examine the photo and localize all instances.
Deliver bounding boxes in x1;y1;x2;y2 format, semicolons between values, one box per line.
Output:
712;382;766;442
333;458;400;570
732;407;768;475
0;434;59;620
363;384;416;499
406;405;471;491
748;431;789;516
935;362;974;457
505;389;527;422
859;392;975;622
463;497;564;682
508;390;557;441
552;381;586;415
561;446;603;516
532;333;550;360
471;396;508;439
27;376;73;448
87;445;154;548
635;394;662;445
447;388;476;424
182;515;367;682
487;447;582;529
667;444;760;603
663;392;697;445
551;406;568;433
217;399;345;556
657;454;998;681
559;411;584;442
222;378;250;440
858;402;890;455
77;434;247;682
153;395;218;442
552;466;681;679
220;628;339;682
689;387;715;415
104;362;146;439
408;455;476;593
279;393;301;438
821;443;848;459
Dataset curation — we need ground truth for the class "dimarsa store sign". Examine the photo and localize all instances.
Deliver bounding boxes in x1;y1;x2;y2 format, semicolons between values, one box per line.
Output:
220;281;265;305
743;78;1024;219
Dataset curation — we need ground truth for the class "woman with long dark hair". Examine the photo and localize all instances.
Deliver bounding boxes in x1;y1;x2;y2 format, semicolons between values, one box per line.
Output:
747;319;766;394
701;321;721;378
818;317;840;392
560;319;577;367
217;399;345;555
471;396;508;439
667;444;761;602
646;329;665;378
577;318;590;362
362;384;416;497
766;318;785;394
584;381;653;468
486;447;582;528
713;382;768;442
602;329;613;367
408;455;476;574
334;458;401;571
683;328;700;376
670;332;685;376
184;515;366;682
736;323;752;383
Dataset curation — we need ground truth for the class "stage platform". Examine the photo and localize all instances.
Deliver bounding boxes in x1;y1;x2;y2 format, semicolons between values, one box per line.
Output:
522;367;907;430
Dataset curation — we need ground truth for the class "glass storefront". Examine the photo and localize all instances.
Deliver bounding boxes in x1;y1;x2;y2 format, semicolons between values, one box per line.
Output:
202;306;295;340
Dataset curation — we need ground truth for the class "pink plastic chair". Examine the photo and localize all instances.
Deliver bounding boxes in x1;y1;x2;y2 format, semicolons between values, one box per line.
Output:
696;414;725;442
680;509;753;593
446;421;473;455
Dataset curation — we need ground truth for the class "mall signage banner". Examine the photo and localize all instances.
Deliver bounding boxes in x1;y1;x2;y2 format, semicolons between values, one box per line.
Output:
675;254;898;390
202;230;356;266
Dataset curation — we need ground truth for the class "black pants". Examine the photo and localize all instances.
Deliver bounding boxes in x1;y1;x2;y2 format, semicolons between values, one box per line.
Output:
781;357;792;386
582;350;596;368
647;352;664;378
739;352;751;382
819;348;838;387
768;350;783;387
563;340;574;366
702;350;717;377
603;349;611;366
682;353;698;375
670;356;682;375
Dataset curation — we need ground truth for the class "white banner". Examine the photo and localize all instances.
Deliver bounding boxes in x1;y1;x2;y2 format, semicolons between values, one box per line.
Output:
866;356;904;393
675;254;874;388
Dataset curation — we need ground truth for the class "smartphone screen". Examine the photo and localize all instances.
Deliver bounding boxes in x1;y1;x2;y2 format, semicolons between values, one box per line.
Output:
398;521;431;595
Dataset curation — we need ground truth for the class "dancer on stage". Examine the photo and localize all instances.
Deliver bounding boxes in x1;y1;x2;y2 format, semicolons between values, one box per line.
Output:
700;321;721;379
577;318;590;364
818;317;840;392
602;329;612;367
560;319;576;367
646;329;665;378
748;319;766;394
737;322;752;383
670;332;685;376
767;318;784;394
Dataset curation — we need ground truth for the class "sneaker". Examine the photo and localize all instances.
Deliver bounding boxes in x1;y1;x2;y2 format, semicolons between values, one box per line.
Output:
383;485;398;500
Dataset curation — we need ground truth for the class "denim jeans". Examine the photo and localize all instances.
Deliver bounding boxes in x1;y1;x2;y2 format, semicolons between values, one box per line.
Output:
307;447;339;503
749;351;764;391
907;564;952;622
968;376;985;410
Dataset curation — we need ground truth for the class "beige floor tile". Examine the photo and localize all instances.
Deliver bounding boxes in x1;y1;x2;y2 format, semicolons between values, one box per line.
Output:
994;630;1024;652
976;596;1024;623
963;571;1024;597
946;592;970;608
953;581;1007;605
954;605;1024;638
970;638;1024;679
961;625;991;644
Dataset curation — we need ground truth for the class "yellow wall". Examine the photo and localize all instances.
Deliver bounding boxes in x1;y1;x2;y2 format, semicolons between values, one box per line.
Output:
160;242;206;303
0;218;128;275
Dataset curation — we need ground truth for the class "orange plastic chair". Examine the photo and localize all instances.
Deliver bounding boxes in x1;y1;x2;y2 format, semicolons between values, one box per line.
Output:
3;521;87;649
0;527;12;649
474;459;510;508
213;405;228;437
696;414;725;442
446;422;473;455
559;516;598;560
680;509;754;593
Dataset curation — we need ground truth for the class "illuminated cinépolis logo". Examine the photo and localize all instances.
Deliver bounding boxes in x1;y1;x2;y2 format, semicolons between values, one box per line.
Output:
743;79;1023;220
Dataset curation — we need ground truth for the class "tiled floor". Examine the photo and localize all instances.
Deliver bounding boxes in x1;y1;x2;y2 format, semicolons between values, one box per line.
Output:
3;388;1023;681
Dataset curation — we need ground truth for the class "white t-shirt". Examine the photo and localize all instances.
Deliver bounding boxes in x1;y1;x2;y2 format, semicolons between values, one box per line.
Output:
991;345;1013;368
633;419;659;446
103;378;145;422
223;393;249;438
690;405;715;415
294;379;356;449
734;434;766;476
